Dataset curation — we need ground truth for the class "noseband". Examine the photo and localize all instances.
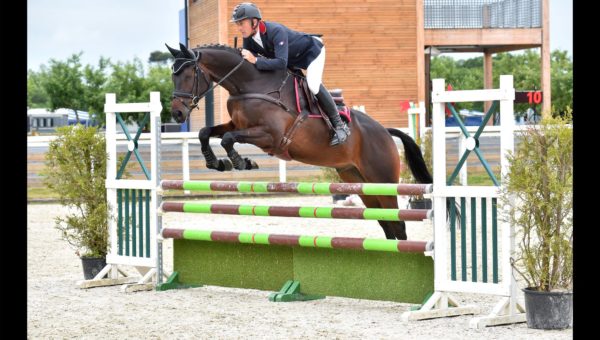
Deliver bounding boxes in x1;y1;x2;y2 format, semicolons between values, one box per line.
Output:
172;54;245;123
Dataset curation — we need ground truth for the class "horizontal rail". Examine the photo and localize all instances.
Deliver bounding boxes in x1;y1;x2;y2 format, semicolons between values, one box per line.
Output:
433;88;514;103
162;228;432;253
161;180;432;196
161;202;431;221
27;125;536;146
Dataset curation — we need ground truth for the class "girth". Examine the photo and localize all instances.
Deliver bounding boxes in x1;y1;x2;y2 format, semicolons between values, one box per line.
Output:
227;93;291;113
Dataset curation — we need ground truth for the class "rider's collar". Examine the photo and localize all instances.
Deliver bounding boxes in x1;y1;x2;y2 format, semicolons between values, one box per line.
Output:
252;29;263;48
259;21;266;34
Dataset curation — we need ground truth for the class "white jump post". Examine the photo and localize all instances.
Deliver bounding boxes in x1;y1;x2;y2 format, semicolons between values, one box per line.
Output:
182;138;191;194
402;75;525;328
77;92;165;292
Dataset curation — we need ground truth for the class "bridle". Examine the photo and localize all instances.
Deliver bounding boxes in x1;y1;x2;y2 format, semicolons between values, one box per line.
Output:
171;53;245;123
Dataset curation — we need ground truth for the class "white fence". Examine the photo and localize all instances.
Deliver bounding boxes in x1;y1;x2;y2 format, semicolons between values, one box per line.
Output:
28;125;533;186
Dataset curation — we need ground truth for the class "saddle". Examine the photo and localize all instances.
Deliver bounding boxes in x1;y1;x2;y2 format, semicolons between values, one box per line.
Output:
289;68;351;124
270;69;352;160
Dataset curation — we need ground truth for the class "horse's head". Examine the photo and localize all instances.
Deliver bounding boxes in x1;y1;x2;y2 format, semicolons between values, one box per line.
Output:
166;43;211;124
167;43;250;123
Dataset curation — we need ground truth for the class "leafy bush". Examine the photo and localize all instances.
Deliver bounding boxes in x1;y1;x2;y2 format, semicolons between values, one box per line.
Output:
501;114;572;291
43;125;109;258
319;167;342;183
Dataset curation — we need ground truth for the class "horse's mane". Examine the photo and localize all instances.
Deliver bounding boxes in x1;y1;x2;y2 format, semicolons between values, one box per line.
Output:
194;44;242;57
172;43;242;74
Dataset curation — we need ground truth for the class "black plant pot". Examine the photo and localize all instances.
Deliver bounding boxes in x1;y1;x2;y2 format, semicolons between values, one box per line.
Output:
81;256;107;280
409;198;432;209
523;288;573;329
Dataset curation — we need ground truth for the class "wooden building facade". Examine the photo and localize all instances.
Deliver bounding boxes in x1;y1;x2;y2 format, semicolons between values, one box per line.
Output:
185;0;549;130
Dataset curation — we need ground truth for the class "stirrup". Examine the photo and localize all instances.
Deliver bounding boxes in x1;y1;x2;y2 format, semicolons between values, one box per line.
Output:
330;127;349;146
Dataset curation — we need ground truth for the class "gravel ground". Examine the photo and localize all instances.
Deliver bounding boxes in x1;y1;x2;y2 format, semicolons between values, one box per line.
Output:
27;196;573;339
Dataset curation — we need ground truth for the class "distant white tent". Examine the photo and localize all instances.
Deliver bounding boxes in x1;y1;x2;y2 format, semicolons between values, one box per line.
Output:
27;108;99;130
28;108;90;121
54;108;91;122
27;107;139;132
27;108;55;115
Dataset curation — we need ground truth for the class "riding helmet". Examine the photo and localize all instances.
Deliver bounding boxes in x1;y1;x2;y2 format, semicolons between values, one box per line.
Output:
230;2;262;22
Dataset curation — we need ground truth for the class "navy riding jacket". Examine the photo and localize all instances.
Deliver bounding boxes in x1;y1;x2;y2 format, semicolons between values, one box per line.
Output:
243;21;323;71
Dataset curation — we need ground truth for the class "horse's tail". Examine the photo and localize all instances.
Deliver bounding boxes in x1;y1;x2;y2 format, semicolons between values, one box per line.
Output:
387;128;432;184
387;129;463;227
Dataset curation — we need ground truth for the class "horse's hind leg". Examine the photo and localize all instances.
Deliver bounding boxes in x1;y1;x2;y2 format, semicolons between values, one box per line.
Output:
357;187;407;240
352;149;408;240
366;197;407;240
221;126;274;170
199;122;236;171
336;167;400;240
375;199;407;240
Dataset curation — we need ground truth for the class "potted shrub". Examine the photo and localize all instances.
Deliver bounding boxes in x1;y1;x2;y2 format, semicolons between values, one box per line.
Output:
42;125;110;280
400;129;433;209
500;113;573;329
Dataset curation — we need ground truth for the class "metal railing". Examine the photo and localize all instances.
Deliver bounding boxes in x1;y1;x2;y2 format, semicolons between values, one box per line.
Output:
28;125;534;190
425;0;542;29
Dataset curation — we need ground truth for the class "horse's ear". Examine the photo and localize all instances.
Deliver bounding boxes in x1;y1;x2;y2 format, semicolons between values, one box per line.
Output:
179;43;197;60
179;43;191;57
165;43;180;57
186;48;198;60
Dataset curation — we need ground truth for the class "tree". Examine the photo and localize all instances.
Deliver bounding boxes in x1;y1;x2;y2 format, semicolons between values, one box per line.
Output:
27;70;50;108
38;53;110;124
149;50;174;65
82;57;110;125
492;50;543;116
430;56;483;112
104;58;150;127
29;52;177;127
550;50;573;117
41;53;86;122
430;49;573;116
145;64;175;123
104;58;174;128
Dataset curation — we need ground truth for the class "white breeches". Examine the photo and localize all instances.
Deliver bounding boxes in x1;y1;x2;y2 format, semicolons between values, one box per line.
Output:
306;42;326;95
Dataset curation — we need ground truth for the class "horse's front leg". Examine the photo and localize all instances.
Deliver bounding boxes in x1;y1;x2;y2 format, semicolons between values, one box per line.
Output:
198;122;236;171
221;127;274;170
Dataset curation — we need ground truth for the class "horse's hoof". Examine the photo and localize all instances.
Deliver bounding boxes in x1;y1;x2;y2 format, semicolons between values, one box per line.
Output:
233;161;246;171
208;159;233;171
245;158;259;170
220;159;233;171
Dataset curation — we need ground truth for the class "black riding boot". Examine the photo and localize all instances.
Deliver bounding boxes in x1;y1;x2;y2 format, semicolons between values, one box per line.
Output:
315;84;350;146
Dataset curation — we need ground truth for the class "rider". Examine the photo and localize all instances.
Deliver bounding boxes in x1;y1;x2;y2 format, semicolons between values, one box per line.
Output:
230;2;350;146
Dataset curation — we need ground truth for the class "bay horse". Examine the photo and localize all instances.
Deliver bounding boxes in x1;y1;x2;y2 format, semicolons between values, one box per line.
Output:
167;43;432;240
